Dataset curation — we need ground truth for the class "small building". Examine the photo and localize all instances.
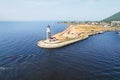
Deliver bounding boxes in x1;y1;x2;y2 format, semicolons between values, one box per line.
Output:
111;21;120;27
49;37;57;42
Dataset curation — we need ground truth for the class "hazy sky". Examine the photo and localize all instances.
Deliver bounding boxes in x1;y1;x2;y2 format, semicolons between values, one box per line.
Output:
0;0;120;21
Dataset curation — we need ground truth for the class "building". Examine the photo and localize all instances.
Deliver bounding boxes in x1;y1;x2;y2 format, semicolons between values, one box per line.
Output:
111;21;120;27
49;37;57;42
46;25;51;39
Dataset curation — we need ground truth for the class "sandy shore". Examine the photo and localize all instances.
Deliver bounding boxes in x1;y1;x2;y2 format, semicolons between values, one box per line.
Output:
37;24;120;48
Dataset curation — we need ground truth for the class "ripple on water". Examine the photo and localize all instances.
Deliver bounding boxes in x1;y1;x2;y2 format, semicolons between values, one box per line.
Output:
1;23;120;80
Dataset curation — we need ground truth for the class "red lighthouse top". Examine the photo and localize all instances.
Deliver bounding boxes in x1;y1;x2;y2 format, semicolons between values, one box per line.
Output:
47;25;50;28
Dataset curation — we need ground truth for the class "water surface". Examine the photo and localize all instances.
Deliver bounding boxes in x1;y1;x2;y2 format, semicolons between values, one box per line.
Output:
0;22;120;80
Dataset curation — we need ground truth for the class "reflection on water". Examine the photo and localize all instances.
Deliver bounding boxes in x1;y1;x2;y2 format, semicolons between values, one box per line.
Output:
0;22;120;80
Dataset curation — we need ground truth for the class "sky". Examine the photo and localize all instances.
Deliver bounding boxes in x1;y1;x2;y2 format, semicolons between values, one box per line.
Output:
0;0;120;21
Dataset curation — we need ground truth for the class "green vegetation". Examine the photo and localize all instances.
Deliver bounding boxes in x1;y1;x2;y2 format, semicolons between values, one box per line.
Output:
103;12;120;22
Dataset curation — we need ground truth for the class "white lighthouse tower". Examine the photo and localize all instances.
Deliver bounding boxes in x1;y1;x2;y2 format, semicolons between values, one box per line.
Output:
46;25;51;39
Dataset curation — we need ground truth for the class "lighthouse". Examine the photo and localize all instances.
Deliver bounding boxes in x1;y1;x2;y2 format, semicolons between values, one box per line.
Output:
46;25;51;39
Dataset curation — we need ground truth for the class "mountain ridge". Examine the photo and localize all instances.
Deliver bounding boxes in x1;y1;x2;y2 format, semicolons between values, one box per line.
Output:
102;12;120;22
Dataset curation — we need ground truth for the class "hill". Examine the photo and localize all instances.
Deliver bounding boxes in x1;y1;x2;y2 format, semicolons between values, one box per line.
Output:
103;12;120;22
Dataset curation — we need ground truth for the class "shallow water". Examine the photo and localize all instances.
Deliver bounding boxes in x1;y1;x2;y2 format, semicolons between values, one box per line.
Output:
0;22;120;80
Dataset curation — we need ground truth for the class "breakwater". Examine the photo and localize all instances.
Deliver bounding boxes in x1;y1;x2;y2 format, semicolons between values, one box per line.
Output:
37;24;119;48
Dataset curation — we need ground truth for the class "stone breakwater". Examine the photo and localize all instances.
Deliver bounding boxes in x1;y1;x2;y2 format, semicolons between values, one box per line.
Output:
37;35;88;48
37;24;120;48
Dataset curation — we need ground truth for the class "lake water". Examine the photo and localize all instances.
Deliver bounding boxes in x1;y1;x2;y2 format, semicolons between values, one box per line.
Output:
0;22;120;80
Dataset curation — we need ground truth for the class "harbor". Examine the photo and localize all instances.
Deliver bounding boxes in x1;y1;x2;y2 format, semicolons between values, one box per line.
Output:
37;24;119;48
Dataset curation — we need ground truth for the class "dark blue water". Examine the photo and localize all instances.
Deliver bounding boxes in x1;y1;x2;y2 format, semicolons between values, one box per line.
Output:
0;22;120;80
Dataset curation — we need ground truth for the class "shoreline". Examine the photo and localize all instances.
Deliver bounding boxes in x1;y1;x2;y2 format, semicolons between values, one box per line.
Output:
37;24;120;48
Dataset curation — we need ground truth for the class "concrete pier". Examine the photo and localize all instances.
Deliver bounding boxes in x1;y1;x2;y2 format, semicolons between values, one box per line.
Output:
37;35;88;48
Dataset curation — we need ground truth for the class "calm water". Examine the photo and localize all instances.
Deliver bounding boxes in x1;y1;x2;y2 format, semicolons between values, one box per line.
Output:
0;22;120;80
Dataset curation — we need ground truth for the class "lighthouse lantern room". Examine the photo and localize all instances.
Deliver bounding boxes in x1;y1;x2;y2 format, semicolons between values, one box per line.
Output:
46;25;51;39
